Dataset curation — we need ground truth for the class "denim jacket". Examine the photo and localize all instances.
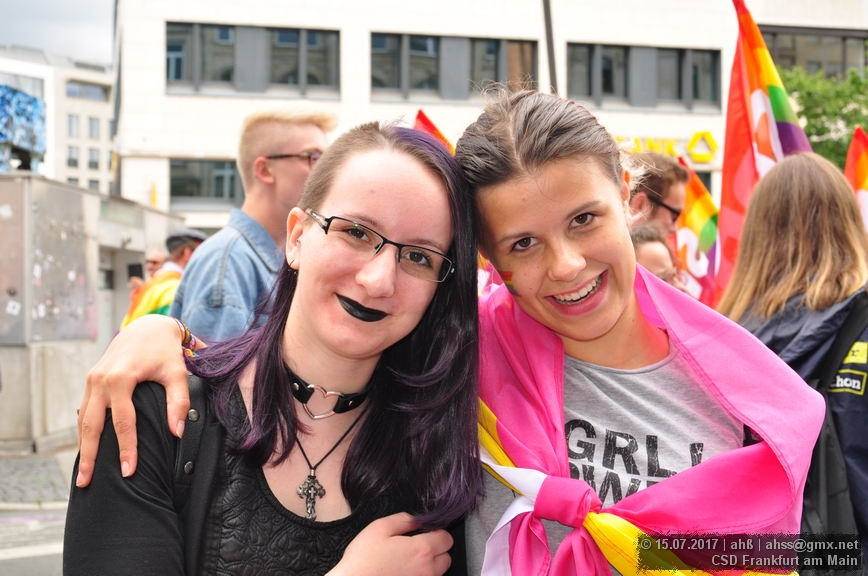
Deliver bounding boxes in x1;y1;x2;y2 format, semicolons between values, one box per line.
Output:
171;209;283;343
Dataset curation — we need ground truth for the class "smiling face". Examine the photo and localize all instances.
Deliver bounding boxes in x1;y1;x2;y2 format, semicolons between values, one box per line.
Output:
478;157;640;359
284;148;453;363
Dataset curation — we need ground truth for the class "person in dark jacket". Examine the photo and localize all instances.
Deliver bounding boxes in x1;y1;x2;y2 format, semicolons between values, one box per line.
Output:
719;152;868;570
64;123;480;576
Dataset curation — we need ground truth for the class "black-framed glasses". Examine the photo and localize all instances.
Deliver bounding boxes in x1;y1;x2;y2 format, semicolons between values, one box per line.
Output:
265;150;322;168
306;210;454;283
648;197;682;223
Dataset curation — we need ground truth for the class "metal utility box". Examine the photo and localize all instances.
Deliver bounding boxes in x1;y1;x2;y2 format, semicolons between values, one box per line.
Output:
0;175;99;345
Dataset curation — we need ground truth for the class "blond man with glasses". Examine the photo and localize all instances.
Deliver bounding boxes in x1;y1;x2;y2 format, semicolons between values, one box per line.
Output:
170;110;335;343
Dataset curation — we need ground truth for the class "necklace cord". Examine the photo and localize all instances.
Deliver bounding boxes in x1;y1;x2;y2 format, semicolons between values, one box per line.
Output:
295;409;365;471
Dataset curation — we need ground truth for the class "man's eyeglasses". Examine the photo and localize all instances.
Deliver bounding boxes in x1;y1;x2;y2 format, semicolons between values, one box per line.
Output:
648;197;682;223
306;210;454;283
266;150;322;168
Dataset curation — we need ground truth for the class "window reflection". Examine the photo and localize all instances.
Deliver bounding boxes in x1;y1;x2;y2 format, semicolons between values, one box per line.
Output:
201;25;235;82
270;28;299;85
567;44;592;98
307;31;339;87
601;46;628;98
409;36;439;91
657;49;682;100
371;33;401;89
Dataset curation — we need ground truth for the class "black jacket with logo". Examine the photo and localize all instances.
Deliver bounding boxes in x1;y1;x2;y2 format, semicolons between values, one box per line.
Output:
742;291;867;573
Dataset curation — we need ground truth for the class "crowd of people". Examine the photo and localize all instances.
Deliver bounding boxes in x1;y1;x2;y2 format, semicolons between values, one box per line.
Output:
62;89;865;576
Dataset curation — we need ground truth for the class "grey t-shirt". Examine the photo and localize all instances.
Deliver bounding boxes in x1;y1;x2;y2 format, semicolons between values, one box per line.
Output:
467;348;743;574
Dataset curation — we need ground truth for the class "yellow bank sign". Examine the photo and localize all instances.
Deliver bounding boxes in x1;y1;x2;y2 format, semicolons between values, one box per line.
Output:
615;131;718;164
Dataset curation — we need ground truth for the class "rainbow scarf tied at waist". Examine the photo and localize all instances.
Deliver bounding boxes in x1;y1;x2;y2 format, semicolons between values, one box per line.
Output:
477;266;824;575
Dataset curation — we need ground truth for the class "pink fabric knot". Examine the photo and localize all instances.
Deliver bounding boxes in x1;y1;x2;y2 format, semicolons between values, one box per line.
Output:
533;475;601;529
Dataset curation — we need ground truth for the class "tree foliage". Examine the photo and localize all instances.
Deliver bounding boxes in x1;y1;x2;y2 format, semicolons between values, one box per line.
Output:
779;68;868;169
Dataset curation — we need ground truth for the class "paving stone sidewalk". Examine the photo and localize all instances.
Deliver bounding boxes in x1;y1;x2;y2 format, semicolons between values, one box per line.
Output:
0;456;69;508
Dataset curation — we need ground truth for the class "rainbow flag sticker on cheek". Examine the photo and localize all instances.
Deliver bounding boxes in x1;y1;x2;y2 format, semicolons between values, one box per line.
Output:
500;271;518;295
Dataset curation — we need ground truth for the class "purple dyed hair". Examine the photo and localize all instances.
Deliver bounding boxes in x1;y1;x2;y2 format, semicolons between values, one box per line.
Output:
189;123;480;528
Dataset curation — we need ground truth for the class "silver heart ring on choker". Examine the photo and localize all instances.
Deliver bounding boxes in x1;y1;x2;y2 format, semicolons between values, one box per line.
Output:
286;366;369;420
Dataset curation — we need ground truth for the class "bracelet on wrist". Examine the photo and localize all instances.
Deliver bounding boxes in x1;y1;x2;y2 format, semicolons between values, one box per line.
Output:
174;318;198;358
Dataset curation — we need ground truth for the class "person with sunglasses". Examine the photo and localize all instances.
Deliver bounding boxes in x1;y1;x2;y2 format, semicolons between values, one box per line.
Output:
64;122;480;576
170;110;334;344
627;152;688;235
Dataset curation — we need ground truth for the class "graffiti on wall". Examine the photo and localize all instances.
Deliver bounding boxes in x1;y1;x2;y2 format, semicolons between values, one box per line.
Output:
0;84;46;171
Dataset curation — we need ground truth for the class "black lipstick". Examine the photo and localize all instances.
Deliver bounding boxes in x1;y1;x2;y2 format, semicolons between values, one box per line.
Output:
337;295;388;322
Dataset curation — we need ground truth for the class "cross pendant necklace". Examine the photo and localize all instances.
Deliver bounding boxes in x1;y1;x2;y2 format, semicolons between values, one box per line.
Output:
294;413;363;521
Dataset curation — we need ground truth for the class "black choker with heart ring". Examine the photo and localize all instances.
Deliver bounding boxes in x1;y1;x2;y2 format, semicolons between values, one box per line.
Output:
286;365;369;420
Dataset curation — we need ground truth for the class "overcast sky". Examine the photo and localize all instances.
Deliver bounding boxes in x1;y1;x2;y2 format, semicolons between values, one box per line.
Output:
0;0;114;65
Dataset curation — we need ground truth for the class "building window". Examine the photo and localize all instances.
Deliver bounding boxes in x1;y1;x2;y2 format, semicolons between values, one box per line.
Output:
88;179;100;192
88;148;100;170
270;28;300;85
88;117;100;140
657;49;682;101
306;30;340;88
692;50;719;103
66;81;108;101
844;37;866;74
568;43;719;108
67;114;79;138
505;41;536;85
409;36;439;91
166;23;339;94
214;27;234;44
166;23;193;82
764;27;867;77
201;25;235;82
369;34;439;91
67;146;79;168
471;39;499;90
67;177;79;186
371;33;401;89
268;28;339;91
170;159;242;203
601;46;628;98
470;39;537;91
567;44;592;98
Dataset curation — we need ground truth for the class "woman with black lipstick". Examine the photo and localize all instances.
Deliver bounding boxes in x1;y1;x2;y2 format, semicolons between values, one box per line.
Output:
63;123;479;576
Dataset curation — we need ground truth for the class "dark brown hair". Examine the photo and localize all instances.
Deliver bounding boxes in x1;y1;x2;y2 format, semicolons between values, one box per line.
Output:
630;152;688;203
455;89;622;193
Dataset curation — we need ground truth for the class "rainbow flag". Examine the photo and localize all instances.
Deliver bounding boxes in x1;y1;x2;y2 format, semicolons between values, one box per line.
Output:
674;157;718;305
120;270;182;328
413;110;455;154
844;125;868;229
717;0;811;302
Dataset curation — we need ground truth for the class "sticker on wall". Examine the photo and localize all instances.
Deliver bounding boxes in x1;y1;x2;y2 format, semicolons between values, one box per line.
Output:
5;300;21;316
0;204;12;220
